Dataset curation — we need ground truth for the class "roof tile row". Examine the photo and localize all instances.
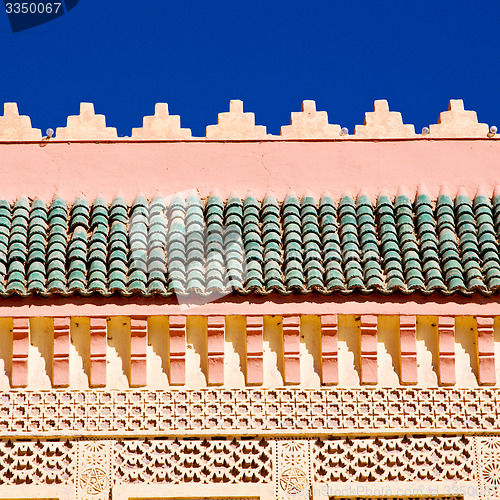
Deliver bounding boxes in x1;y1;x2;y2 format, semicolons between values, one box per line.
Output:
0;191;499;298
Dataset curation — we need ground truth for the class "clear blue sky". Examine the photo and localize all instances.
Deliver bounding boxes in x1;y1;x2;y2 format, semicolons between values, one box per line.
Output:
0;0;498;137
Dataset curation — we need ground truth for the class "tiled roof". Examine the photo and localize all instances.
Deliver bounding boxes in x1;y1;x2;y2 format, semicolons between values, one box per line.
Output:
1;190;500;298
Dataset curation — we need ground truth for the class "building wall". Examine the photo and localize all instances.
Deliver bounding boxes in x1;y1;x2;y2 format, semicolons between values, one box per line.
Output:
0;100;499;500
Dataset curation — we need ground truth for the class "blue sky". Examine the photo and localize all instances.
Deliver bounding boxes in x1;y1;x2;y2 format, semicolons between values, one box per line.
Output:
0;0;498;137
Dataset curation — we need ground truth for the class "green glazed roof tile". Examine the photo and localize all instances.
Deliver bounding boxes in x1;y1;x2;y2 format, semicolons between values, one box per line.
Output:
0;201;8;290
436;191;467;290
414;190;446;290
261;195;284;290
395;193;425;290
107;220;129;292
27;199;49;293
224;198;245;289
473;192;500;290
69;197;89;232
338;195;364;289
319;194;344;289
87;199;109;293
204;194;227;291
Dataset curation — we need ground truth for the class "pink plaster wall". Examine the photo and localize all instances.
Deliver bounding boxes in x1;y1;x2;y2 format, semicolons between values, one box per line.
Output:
1;139;499;202
0;293;500;318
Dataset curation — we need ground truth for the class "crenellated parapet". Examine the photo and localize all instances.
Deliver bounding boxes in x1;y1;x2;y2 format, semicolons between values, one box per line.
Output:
0;103;42;140
55;102;118;140
280;100;341;138
354;99;415;138
206;99;267;139
0;98;497;141
429;99;489;138
131;103;192;139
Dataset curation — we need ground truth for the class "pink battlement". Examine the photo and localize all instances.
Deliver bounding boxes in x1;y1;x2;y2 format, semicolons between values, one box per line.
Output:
0;98;495;141
0;99;496;202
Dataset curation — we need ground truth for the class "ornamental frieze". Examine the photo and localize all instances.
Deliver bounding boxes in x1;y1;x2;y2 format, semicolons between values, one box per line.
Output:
0;436;496;500
0;388;500;437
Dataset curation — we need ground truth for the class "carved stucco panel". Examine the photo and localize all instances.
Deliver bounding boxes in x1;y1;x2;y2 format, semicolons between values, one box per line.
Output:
275;440;312;500
475;436;500;499
76;440;114;500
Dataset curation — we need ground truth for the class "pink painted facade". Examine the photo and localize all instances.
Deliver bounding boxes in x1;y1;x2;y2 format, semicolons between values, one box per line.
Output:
0;140;499;202
0;99;499;500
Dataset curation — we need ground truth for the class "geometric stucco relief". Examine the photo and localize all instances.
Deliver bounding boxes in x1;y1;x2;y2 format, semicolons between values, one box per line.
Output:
315;435;474;483
1;388;500;438
0;439;74;485
115;438;272;484
0;436;492;498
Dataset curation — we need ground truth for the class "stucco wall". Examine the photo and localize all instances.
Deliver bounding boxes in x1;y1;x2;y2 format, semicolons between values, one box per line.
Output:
0;140;499;202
